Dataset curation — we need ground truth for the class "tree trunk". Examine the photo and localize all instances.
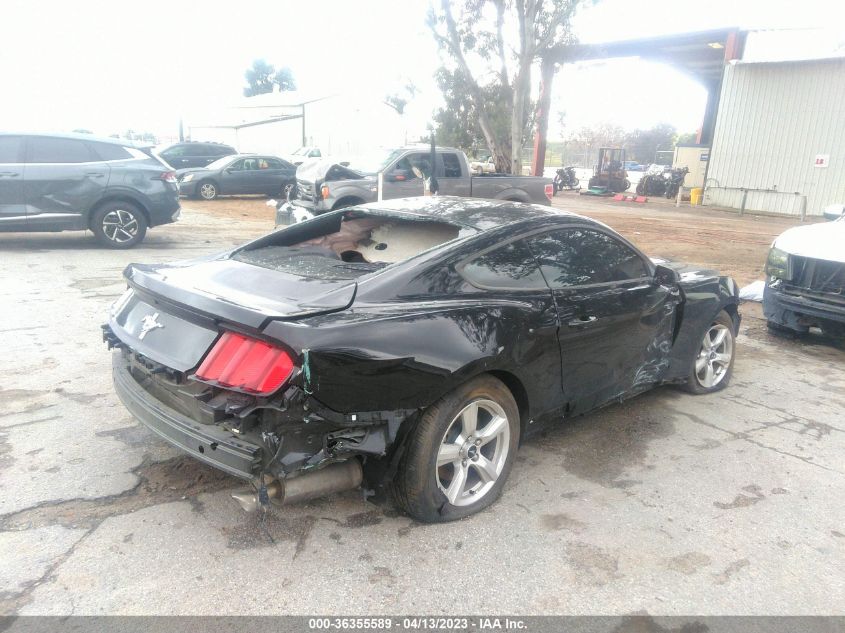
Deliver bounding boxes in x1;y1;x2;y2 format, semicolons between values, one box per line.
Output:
435;0;512;173
510;62;532;175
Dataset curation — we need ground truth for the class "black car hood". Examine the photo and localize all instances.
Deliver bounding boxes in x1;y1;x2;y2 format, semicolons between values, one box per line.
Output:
123;257;357;330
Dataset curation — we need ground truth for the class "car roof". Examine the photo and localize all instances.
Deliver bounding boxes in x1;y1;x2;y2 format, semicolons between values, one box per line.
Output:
0;131;148;148
352;196;592;232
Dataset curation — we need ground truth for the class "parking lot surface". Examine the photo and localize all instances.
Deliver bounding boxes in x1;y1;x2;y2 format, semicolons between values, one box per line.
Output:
1;198;843;615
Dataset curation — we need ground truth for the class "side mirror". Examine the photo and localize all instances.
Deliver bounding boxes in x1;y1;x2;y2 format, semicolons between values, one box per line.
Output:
654;264;679;286
385;169;410;182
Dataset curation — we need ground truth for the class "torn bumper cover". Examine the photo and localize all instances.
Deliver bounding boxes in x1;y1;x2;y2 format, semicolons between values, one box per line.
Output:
110;344;416;484
113;355;261;479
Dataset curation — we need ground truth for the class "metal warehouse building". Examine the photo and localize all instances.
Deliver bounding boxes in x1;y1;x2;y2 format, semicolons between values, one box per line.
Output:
704;56;845;217
533;30;844;218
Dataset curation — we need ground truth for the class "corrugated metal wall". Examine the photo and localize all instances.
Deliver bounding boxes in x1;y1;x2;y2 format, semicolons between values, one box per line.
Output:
704;58;845;216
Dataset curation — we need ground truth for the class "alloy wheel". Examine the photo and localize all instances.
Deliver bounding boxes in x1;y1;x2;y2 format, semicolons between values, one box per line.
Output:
695;323;733;388
436;399;510;507
101;209;140;244
200;183;217;200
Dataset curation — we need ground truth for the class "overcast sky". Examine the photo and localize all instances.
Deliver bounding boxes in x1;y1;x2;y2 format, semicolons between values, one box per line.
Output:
1;0;842;144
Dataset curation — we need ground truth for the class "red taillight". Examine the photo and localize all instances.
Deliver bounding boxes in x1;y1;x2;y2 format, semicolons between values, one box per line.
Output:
194;332;294;395
544;183;554;200
155;170;177;184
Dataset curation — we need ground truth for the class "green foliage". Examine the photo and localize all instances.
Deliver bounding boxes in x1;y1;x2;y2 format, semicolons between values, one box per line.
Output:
432;68;513;155
428;0;584;173
624;123;677;163
243;59;296;97
384;82;418;115
556;121;694;167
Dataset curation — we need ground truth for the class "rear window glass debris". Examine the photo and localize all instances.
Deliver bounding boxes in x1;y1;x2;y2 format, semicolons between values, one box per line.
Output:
234;216;461;279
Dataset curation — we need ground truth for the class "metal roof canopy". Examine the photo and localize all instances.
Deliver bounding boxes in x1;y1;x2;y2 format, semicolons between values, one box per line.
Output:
550;28;746;83
531;29;747;176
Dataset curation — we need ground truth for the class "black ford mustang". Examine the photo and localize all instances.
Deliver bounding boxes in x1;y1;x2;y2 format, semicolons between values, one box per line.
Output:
104;197;740;522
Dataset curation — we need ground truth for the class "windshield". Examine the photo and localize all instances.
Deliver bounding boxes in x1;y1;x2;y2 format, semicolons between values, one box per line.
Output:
291;147;309;156
206;156;235;170
345;148;405;175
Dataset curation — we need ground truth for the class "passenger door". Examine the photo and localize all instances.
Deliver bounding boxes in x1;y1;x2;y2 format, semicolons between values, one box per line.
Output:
0;135;27;230
458;238;564;418
436;152;471;197
218;158;250;194
23;136;109;229
382;152;431;199
253;157;289;194
525;227;679;413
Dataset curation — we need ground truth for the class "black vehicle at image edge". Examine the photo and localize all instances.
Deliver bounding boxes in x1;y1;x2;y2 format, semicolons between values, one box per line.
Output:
0;132;180;248
103;197;740;522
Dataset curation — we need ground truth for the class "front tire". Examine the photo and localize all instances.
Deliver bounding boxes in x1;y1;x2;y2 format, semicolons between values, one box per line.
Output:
91;202;147;249
683;310;736;394
198;181;218;200
392;375;520;522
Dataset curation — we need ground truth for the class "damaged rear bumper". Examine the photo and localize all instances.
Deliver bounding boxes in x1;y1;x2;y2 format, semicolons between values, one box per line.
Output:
113;354;261;479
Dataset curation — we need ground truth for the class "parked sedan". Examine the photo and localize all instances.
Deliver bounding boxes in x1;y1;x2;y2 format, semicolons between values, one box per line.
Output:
177;154;296;200
104;197;740;522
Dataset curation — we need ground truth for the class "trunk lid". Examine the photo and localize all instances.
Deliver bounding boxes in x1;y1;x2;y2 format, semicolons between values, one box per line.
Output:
110;258;356;370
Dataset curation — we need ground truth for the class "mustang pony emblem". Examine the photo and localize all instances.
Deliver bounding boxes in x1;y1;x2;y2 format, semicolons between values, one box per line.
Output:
138;312;164;340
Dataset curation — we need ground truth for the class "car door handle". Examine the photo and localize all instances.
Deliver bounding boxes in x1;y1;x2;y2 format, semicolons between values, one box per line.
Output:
0;171;19;177
567;315;598;327
85;172;105;178
528;325;558;336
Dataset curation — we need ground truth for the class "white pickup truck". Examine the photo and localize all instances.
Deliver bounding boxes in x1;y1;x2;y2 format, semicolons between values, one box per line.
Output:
763;205;845;337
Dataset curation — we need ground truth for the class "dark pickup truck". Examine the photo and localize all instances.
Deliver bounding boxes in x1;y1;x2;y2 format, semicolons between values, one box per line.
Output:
277;146;553;224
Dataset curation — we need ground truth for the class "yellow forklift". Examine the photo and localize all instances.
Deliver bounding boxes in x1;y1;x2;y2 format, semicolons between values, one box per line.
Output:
584;147;630;195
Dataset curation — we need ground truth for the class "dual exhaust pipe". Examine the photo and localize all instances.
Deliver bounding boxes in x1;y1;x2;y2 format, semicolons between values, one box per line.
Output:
231;459;363;512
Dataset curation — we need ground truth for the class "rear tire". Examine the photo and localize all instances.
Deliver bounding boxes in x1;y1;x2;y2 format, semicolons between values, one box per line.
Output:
683;310;736;394
392;375;520;523
91;202;147;249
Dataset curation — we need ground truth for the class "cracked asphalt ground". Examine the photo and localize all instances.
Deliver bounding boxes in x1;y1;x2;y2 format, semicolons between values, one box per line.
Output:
1;197;843;615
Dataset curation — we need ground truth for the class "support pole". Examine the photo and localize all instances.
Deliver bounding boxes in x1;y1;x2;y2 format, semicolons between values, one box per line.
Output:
301;104;306;147
531;57;556;177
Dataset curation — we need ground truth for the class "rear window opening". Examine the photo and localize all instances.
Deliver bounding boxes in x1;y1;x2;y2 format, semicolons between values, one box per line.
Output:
233;214;462;280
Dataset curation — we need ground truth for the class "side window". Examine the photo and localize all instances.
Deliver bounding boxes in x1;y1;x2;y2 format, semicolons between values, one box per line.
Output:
163;146;186;158
526;228;650;288
460;239;546;289
214;145;234;156
186;145;211;157
89;142;132;161
264;158;283;169
0;136;22;162
227;159;245;171
441;153;463;178
309;149;321;157
394;153;431;180
27;137;93;163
